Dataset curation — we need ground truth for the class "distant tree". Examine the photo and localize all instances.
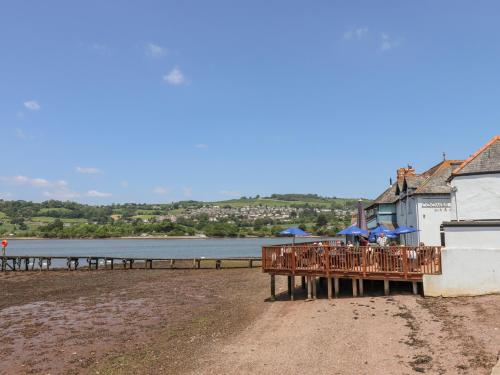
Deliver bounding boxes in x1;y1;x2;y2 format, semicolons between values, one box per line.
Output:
316;214;328;227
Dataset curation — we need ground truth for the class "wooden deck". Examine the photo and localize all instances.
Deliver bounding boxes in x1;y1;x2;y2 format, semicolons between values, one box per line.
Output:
262;241;442;299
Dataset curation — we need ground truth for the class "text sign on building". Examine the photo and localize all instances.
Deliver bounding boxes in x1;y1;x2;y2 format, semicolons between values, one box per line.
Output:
421;201;451;212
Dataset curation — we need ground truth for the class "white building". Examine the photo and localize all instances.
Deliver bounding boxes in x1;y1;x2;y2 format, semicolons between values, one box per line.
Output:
395;160;463;246
424;136;500;296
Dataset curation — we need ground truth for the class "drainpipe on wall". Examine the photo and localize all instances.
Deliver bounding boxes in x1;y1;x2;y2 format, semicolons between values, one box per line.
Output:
451;186;459;221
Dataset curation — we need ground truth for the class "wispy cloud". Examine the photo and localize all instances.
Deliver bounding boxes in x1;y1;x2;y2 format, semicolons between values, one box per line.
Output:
0;192;13;200
343;27;368;40
0;175;67;188
43;188;80;200
220;190;241;198
380;33;403;51
76;166;102;175
14;128;34;140
183;187;193;198
163;67;186;85
24;100;41;111
146;42;167;58
85;190;111;198
152;186;170;195
91;43;112;55
194;143;208;149
121;181;129;188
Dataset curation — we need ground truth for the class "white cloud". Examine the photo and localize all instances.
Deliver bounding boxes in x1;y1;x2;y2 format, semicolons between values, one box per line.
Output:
76;166;102;175
163;67;186;85
380;33;402;51
146;43;167;58
194;143;208;149
24;100;41;111
183;187;193;198
0;192;13;200
220;190;241;198
153;186;170;195
15;128;34;141
31;178;51;187
85;190;112;198
0;175;66;188
43;188;80;200
91;43;112;55
343;27;368;40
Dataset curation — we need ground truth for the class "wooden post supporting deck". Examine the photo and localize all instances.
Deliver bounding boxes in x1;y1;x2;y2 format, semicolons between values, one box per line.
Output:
327;277;333;299
270;275;276;301
359;279;364;297
301;276;306;290
384;279;390;296
412;281;418;295
312;277;317;299
307;276;313;300
334;277;339;297
352;278;358;297
287;276;292;297
290;276;295;301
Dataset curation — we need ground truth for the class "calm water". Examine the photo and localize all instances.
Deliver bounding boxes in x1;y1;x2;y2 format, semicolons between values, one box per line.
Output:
6;238;335;259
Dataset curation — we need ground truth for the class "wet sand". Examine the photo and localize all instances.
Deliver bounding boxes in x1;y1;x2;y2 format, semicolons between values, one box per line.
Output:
0;270;499;374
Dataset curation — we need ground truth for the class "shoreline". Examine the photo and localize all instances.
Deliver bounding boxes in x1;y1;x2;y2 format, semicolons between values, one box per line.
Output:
5;235;326;241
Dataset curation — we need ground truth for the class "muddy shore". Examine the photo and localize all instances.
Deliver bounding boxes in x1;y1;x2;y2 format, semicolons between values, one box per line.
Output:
1;270;499;374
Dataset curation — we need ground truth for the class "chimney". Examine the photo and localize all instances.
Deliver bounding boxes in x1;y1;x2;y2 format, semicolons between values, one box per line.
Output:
396;166;416;180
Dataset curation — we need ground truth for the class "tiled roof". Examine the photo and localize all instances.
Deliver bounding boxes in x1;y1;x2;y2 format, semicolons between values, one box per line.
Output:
404;175;427;190
452;136;500;176
414;160;464;194
374;183;398;204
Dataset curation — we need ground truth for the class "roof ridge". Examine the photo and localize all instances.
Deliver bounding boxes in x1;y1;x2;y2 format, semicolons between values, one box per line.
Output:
453;135;500;175
414;159;463;194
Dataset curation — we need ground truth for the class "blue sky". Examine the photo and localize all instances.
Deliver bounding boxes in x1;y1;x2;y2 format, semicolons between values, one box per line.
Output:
1;1;499;204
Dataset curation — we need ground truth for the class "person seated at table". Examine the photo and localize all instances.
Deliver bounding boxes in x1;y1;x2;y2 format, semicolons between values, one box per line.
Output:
359;236;369;247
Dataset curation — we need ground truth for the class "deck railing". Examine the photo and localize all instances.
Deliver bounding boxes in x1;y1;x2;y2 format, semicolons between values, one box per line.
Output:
262;244;441;279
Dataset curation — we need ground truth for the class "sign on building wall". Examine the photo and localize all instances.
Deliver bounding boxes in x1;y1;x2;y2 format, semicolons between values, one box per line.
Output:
421;201;451;212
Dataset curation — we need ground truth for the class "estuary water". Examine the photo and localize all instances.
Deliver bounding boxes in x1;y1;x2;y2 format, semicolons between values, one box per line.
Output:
5;237;334;259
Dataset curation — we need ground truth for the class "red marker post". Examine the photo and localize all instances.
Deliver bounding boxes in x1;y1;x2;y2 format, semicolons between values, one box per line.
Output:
1;239;7;256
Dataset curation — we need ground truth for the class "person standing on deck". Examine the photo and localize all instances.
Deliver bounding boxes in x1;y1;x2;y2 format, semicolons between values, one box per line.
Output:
376;233;388;247
1;239;7;256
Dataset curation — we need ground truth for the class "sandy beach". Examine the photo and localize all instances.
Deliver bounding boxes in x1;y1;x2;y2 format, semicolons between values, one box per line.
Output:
1;269;499;375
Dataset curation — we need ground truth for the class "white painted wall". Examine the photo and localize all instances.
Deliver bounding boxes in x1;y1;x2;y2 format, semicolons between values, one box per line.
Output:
416;196;452;246
444;225;500;248
423;247;500;297
397;195;452;246
451;173;500;221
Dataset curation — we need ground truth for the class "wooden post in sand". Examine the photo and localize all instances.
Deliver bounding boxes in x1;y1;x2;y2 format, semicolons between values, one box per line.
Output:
412;281;418;295
312;277;317;299
352;278;358;297
384;279;390;296
301;276;306;289
287;276;292;297
290;276;295;301
307;276;313;300
359;279;364;297
327;277;333;299
270;274;276;301
334;277;340;297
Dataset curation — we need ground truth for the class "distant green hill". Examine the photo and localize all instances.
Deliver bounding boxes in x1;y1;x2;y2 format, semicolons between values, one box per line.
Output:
0;194;372;238
212;194;372;210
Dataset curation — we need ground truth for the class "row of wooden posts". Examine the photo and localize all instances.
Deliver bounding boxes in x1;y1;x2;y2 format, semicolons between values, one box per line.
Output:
0;256;261;272
269;275;419;301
